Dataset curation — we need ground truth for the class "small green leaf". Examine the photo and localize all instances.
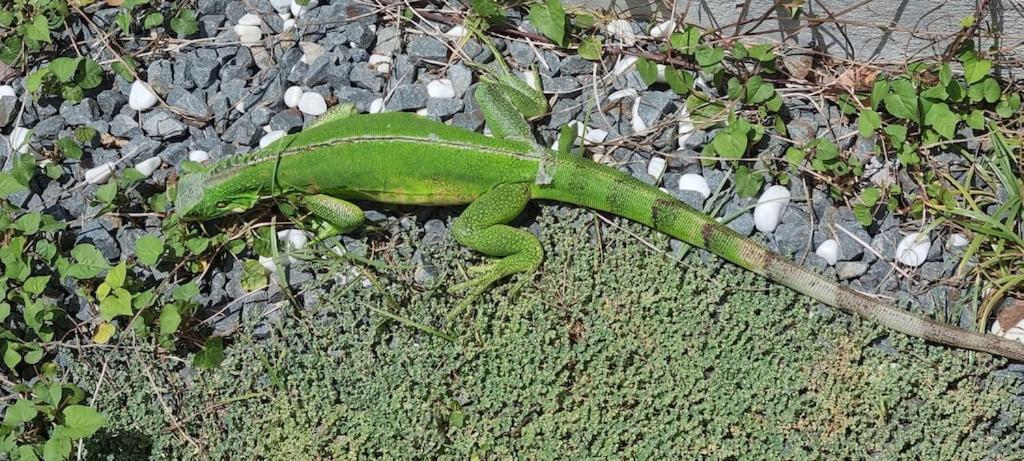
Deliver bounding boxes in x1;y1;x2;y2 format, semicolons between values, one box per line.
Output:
25;15;51;43
5;399;38;425
49;57;81;83
858;109;881;137
734;165;764;198
14;212;41;234
577;36;602;61
963;57;991;84
159;305;182;336
980;77;1000;103
882;79;919;122
853;203;873;226
635;58;658;87
95;182;118;204
135;235;164;266
193;337;225;369
67;244;111;279
694;46;725;67
115;11;132;34
76;58;104;90
57;138;83;160
924;102;958;140
43;434;72;461
938;63;951;86
105;261;127;289
99;288;133;321
170;9;199;36
669;26;701;54
241;259;269;292
0;173;26;197
870;78;889;110
144;12;164;29
860;187;882;206
711;125;748;160
573;13;595;29
173;281;200;302
744;76;774;104
111;56;137;82
528;0;566;46
61;405;107;439
664;66;692;95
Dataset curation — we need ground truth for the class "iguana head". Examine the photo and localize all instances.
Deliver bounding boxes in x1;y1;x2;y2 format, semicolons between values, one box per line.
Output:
175;171;260;220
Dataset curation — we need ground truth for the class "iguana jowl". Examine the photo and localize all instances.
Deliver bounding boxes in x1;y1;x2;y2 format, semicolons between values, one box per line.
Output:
174;67;1024;362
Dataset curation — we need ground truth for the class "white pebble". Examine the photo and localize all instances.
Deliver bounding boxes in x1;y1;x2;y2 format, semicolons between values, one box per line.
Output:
444;25;467;40
895;232;931;267
278;228;309;265
290;0;317;17
269;0;291;14
237;13;261;26
258;255;277;273
133;157;162;177
991;318;1024;342
523;70;541;92
677;173;710;198
234;24;262;45
606;19;637;46
415;108;429;116
610;55;638;78
647;156;666;178
753;185;791;233
0;85;15;98
368;98;385;114
630;95;646;132
655;64;668;83
607;88;637;102
283;86;303;108
368;54;392;73
128;80;158;111
9;126;31;155
278;12;291;20
297;92;327;116
949;233;969;248
676;107;696;151
649;19;676;39
283;18;295;31
259;130;286;148
815;239;840;266
426;79;456;99
568;121;607;145
188;150;210;163
85;162;116;185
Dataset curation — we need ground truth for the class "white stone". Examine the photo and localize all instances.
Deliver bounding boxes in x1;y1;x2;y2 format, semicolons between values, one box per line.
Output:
278;12;291;20
630;95;646;132
237;13;261;26
269;0;291;14
523;70;541;92
815;239;840;266
444;25;467;40
606;19;636;46
368;98;385;114
949;233;970;248
991;318;1024;342
655;64;667;83
283;18;295;31
753;185;791;233
128;80;158;111
676;105;696;150
188;150;210;163
368;54;392;73
297;92;327;116
9;126;31;155
258;255;278;273
607;88;637;102
610;55;638;78
677;173;710;198
650;19;676;39
895;232;931;267
426;79;456;99
234;24;262;45
290;0;317;17
647;156;666;178
259;130;286;148
284;86;303;108
568;121;607;145
415;108;429;116
0;85;15;98
85;162;116;185
133;157;162;177
278;228;309;265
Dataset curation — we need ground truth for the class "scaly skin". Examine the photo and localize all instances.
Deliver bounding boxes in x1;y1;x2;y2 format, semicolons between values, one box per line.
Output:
175;72;1024;362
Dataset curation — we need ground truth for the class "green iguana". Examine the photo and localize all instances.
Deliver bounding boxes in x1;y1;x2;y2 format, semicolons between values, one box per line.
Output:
174;65;1024;362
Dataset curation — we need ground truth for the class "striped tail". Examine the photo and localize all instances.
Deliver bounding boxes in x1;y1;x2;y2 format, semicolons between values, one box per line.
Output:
537;155;1024;361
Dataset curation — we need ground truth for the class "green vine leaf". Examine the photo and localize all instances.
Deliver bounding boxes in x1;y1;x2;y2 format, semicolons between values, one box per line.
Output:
924;102;958;139
528;0;566;46
882;79;919;123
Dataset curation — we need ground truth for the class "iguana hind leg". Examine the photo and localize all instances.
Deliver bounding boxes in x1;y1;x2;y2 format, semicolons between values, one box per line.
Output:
302;194;365;239
450;183;542;300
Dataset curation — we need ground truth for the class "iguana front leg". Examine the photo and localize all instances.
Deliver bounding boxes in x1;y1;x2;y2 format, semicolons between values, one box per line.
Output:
450;183;542;299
